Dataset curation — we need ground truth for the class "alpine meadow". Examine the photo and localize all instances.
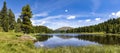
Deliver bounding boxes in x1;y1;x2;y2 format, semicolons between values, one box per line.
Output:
0;0;120;53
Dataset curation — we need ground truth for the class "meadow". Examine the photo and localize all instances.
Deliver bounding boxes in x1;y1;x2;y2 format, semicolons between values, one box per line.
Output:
0;32;120;53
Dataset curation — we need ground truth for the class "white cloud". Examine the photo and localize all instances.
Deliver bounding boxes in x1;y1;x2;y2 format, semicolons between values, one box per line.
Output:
31;14;106;30
15;13;20;18
39;21;46;25
78;20;83;22
31;15;64;26
112;13;115;15
31;15;76;29
31;19;47;26
65;10;68;12
95;18;101;21
116;11;120;17
67;16;76;19
33;12;48;18
40;15;64;21
109;11;120;18
85;19;91;22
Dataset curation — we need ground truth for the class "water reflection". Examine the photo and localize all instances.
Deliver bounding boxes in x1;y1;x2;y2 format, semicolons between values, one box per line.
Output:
35;34;99;48
36;35;52;41
35;34;120;48
76;35;120;45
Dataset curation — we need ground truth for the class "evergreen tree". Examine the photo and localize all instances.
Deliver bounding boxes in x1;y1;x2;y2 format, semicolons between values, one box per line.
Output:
67;17;120;34
17;18;22;24
15;18;22;32
0;11;3;31
0;1;9;32
20;4;33;34
0;11;2;26
33;26;53;33
8;9;16;30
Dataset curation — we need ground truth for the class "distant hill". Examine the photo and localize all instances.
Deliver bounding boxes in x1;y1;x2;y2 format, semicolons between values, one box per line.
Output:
56;27;73;31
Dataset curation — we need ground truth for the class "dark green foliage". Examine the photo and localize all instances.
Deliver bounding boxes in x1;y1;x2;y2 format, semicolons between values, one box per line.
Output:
0;11;2;26
0;1;9;32
21;16;33;34
17;18;22;24
15;18;22;32
0;1;16;32
68;18;120;34
21;5;32;18
8;9;16;30
33;26;53;33
76;35;120;45
2;16;9;32
20;4;33;34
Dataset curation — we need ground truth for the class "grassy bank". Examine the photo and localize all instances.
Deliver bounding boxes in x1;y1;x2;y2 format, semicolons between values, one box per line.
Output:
0;32;120;53
0;32;23;39
0;40;120;53
80;32;120;36
80;32;105;35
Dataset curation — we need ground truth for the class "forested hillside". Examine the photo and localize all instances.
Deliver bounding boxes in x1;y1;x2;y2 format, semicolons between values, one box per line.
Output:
67;18;120;34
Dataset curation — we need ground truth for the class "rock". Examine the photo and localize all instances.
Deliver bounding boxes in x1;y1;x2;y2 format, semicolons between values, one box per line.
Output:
18;35;37;41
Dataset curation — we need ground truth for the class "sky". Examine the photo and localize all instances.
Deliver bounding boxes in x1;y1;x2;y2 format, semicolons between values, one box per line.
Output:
0;0;120;30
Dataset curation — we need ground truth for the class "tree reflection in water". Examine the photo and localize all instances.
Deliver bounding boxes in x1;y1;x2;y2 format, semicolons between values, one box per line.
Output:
36;35;53;41
36;34;120;45
76;35;120;45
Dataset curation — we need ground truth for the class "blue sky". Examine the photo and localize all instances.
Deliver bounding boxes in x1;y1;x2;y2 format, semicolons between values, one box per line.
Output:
1;0;120;30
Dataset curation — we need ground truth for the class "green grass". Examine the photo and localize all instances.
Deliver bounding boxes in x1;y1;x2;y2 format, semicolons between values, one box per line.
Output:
0;32;120;53
0;32;23;39
0;40;120;53
80;32;120;36
80;32;105;34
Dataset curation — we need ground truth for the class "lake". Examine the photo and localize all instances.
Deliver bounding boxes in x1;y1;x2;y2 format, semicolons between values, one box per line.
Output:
34;33;120;48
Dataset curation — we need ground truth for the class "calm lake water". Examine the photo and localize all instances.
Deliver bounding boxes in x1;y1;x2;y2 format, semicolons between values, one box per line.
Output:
34;34;120;48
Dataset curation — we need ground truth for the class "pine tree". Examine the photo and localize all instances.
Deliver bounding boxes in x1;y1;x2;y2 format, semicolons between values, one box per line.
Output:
8;9;16;30
0;1;9;32
15;18;22;32
0;11;3;31
20;4;33;34
0;11;2;26
17;18;22;24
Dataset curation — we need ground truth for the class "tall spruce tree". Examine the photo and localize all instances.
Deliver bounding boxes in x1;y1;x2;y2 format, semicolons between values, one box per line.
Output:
0;10;3;32
0;1;9;32
0;11;2;26
20;4;33;34
15;18;22;32
8;9;16;30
